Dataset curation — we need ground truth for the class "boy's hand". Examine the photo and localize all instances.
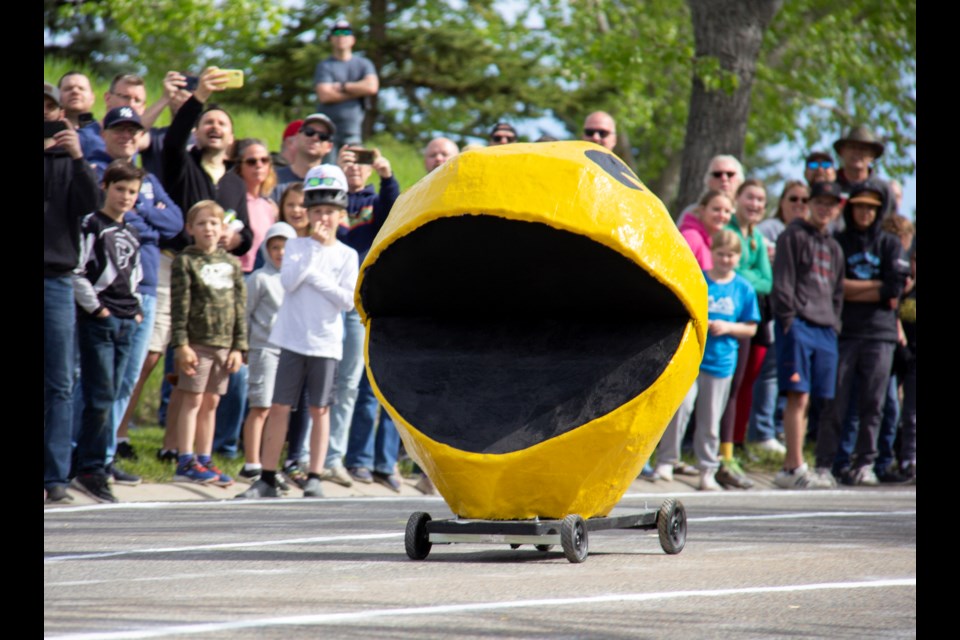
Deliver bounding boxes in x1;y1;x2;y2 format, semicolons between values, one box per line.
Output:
708;319;730;336
310;220;332;244
96;308;111;319
135;313;143;324
175;345;199;377
226;350;243;374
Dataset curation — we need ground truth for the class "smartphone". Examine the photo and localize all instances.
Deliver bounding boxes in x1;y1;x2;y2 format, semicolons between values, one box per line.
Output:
183;74;200;92
43;120;68;139
353;148;376;165
77;112;96;128
220;69;244;89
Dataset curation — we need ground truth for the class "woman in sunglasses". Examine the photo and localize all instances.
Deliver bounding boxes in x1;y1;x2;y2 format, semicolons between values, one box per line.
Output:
234;138;279;274
758;181;810;264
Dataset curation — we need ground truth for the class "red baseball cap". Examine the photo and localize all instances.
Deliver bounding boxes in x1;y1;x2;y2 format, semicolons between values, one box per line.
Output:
283;119;304;141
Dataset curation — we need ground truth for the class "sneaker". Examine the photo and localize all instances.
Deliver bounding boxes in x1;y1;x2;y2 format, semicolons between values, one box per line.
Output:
282;462;309;490
348;466;374;484
654;464;674;482
45;485;74;504
900;461;916;484
71;472;118;503
174;458;220;484
235;478;279;499
320;465;354;487
673;461;699;476
639;464;661;482
238;467;261;484
372;470;403;493
303;477;325;497
156;448;179;463
753;438;787;455
813;467;838;488
699;470;723;491
774;464;830;489
414;474;437;495
107;463;142;487
715;459;754;490
844;465;880;487
116;441;139;461
875;464;908;484
201;460;234;487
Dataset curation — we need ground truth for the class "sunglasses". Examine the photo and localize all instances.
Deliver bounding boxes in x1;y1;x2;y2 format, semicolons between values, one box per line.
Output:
711;171;737;179
243;156;271;166
301;127;331;140
331;29;352;36
583;128;611;139
786;195;809;203
492;135;516;143
807;160;834;170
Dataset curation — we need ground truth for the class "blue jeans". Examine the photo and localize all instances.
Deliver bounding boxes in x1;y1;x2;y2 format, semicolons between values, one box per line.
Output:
44;276;77;488
158;344;175;427
106;293;156;463
213;364;248;458
75;314;138;474
344;370;400;475
747;344;781;443
326;309;366;468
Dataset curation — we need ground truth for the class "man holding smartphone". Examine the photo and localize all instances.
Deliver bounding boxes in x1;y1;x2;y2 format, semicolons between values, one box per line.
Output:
313;20;379;162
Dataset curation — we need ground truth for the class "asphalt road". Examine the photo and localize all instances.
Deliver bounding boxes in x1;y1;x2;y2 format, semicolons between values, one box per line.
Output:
44;486;916;639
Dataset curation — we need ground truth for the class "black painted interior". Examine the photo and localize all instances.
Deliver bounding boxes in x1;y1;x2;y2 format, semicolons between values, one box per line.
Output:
361;215;690;454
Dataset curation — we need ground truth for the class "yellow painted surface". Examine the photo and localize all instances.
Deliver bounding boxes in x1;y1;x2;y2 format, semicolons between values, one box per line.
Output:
358;142;707;519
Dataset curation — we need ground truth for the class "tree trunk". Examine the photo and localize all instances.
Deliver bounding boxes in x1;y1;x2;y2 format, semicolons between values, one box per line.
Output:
676;0;783;211
365;0;388;141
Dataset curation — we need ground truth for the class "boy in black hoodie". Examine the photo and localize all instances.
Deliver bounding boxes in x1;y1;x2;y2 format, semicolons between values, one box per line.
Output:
815;181;904;486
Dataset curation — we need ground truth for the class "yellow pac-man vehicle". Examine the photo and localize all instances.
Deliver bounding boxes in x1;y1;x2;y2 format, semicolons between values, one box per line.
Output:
357;142;706;533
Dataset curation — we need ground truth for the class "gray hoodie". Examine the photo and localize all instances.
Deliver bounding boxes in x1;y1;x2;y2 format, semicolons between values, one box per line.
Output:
247;222;297;350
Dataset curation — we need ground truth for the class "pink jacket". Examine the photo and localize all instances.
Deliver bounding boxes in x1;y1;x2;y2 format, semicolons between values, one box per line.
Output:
678;213;712;270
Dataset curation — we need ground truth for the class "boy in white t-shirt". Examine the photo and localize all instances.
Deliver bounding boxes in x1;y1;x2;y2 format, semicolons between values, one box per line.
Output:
237;165;359;499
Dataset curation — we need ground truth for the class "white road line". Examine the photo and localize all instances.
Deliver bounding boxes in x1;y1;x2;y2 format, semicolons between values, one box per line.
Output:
46;578;916;640
44;533;402;564
44;509;914;564
43;488;916;515
46;568;296;587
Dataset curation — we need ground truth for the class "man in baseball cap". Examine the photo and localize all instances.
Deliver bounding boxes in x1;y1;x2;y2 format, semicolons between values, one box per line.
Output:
272;113;336;200
804;151;836;186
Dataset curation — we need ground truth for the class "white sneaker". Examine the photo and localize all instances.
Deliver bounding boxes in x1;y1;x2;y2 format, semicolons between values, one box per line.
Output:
699;470;723;491
850;466;880;486
813;467;838;488
773;463;828;489
754;438;787;455
655;464;674;482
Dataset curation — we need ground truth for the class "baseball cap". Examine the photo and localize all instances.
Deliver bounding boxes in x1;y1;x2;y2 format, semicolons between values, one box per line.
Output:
329;20;353;37
303;113;337;137
805;150;833;164
303;164;349;209
103;106;144;130
847;186;883;207
809;181;842;202
44;82;61;106
283;119;304;141
490;122;517;138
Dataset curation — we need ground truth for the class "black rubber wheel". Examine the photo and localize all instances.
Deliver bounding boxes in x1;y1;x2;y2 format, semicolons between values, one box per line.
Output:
657;498;686;555
510;543;522;549
405;512;432;560
535;544;554;552
560;514;589;563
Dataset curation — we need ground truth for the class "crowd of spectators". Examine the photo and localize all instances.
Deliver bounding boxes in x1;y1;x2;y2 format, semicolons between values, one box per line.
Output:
43;20;915;504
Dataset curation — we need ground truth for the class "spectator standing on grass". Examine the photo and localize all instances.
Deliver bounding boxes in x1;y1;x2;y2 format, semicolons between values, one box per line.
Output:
771;182;845;489
44;82;102;504
169;201;247;487
314;20;379;161
70;161;145;504
655;230;759;491
86;107;183;479
815;183;903;486
236;165;358;499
